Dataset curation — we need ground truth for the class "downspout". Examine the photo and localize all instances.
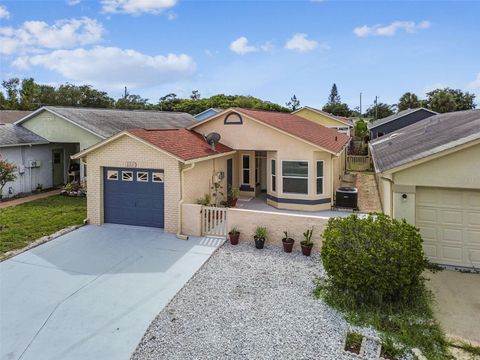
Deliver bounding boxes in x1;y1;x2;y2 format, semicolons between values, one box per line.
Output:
176;162;196;240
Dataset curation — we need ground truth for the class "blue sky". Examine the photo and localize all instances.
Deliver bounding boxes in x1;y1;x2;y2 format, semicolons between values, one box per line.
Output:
1;0;479;109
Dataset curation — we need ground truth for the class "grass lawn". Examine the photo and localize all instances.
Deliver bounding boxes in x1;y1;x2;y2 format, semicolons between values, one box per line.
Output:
0;195;86;257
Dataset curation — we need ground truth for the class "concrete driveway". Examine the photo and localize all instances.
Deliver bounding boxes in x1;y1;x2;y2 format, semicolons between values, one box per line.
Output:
0;225;223;360
426;269;480;344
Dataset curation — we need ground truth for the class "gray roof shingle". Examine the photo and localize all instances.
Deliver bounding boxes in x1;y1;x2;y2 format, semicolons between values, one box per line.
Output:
370;110;480;173
17;106;197;138
0;111;33;124
367;107;437;129
0;124;49;147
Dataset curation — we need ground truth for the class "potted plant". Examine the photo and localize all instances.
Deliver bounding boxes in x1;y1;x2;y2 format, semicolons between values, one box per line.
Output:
301;227;314;256
282;231;295;253
227;187;239;207
228;227;240;245
254;226;267;249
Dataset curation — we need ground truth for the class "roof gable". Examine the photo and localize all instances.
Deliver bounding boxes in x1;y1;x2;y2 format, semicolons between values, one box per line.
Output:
368;107;437;130
190;108;351;154
15;106;197;138
293;106;353;127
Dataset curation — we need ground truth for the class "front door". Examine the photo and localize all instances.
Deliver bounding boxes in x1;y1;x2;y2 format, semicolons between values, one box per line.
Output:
52;149;64;186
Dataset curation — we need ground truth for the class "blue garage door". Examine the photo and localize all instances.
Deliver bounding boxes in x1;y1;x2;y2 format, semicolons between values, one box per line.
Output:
104;168;165;228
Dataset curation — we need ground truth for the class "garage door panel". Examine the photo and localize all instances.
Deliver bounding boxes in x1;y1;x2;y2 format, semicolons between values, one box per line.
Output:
441;246;463;262
467;212;480;226
440;210;463;226
416;208;437;223
442;228;463;243
416;187;480;268
104;168;164;228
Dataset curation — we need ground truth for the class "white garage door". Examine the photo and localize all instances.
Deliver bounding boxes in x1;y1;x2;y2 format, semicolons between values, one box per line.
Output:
416;187;480;268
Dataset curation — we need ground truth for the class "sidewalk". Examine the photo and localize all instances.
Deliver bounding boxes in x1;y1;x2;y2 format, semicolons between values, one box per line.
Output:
0;189;62;209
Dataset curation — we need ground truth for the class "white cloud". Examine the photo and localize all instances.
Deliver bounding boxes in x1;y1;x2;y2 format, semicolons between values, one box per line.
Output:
166;11;177;20
0;5;10;19
13;46;196;89
0;17;104;55
66;0;81;5
468;73;480;90
229;36;258;55
101;0;177;15
284;33;318;52
353;20;431;37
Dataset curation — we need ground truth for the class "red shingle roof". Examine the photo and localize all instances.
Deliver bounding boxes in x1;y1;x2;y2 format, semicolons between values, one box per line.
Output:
234;108;351;153
127;128;233;161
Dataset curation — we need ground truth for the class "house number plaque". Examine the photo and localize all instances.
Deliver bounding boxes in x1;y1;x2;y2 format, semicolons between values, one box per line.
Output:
125;161;137;167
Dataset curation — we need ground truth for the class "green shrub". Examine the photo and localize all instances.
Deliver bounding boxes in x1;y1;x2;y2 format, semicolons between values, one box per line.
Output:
321;214;425;304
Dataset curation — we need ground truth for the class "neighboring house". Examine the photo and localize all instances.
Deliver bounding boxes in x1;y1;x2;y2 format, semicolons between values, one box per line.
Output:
368;107;437;139
0;124;69;198
72;108;350;233
293;106;353;135
194;108;222;121
0;110;33;124
370;109;480;268
14;106;196;182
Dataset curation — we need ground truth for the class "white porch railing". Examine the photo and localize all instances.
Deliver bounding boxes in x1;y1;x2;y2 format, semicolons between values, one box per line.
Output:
347;155;372;171
202;206;227;237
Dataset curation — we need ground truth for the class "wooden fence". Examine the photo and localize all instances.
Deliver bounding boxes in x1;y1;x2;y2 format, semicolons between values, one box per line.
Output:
347;155;372;171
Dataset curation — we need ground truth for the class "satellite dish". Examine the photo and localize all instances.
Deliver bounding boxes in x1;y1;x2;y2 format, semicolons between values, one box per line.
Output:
205;132;221;146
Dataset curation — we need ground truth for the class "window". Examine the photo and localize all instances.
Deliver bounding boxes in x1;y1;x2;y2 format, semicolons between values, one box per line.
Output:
271;159;276;192
122;171;133;181
107;170;118;180
137;171;148;182
53;152;61;164
316;161;324;195
152;172;164;183
255;157;259;184
282;161;308;195
242;155;250;184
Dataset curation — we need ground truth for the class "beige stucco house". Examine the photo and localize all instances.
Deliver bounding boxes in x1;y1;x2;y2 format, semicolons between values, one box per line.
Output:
370;110;480;268
293;106;353;135
72;108;350;237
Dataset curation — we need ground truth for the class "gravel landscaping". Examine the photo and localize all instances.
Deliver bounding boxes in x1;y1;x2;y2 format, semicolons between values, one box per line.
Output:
131;243;376;360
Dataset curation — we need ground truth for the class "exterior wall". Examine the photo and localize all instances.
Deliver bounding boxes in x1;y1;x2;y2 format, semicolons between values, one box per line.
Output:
385;143;480;223
83;136;181;233
183;154;234;205
295;108;349;128
227;208;328;250
21;111;102;180
21;111;102;150
0;143;76;198
195;112;338;211
369;109;435;139
181;203;202;236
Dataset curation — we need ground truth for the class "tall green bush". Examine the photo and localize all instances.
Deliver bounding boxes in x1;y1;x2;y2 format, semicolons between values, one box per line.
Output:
321;214;425;304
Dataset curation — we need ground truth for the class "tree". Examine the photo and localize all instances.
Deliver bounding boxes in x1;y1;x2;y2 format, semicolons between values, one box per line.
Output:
2;78;20;109
286;95;300;111
322;102;352;117
19;78;41;110
428;91;456;113
0;158;17;200
328;83;341;104
354;119;368;138
115;94;149;109
190;90;201;101
397;92;420;111
426;88;476;113
365;102;396;120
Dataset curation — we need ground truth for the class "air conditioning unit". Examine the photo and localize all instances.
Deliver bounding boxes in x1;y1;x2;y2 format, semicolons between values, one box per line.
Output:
28;160;41;168
335;187;358;209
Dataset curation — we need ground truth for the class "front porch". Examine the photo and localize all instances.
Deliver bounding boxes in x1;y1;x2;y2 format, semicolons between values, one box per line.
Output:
235;192;355;218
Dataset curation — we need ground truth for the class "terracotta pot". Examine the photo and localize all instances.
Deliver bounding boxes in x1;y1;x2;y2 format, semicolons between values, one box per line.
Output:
230;198;238;208
229;233;240;245
254;237;265;249
301;243;313;256
282;239;295;253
